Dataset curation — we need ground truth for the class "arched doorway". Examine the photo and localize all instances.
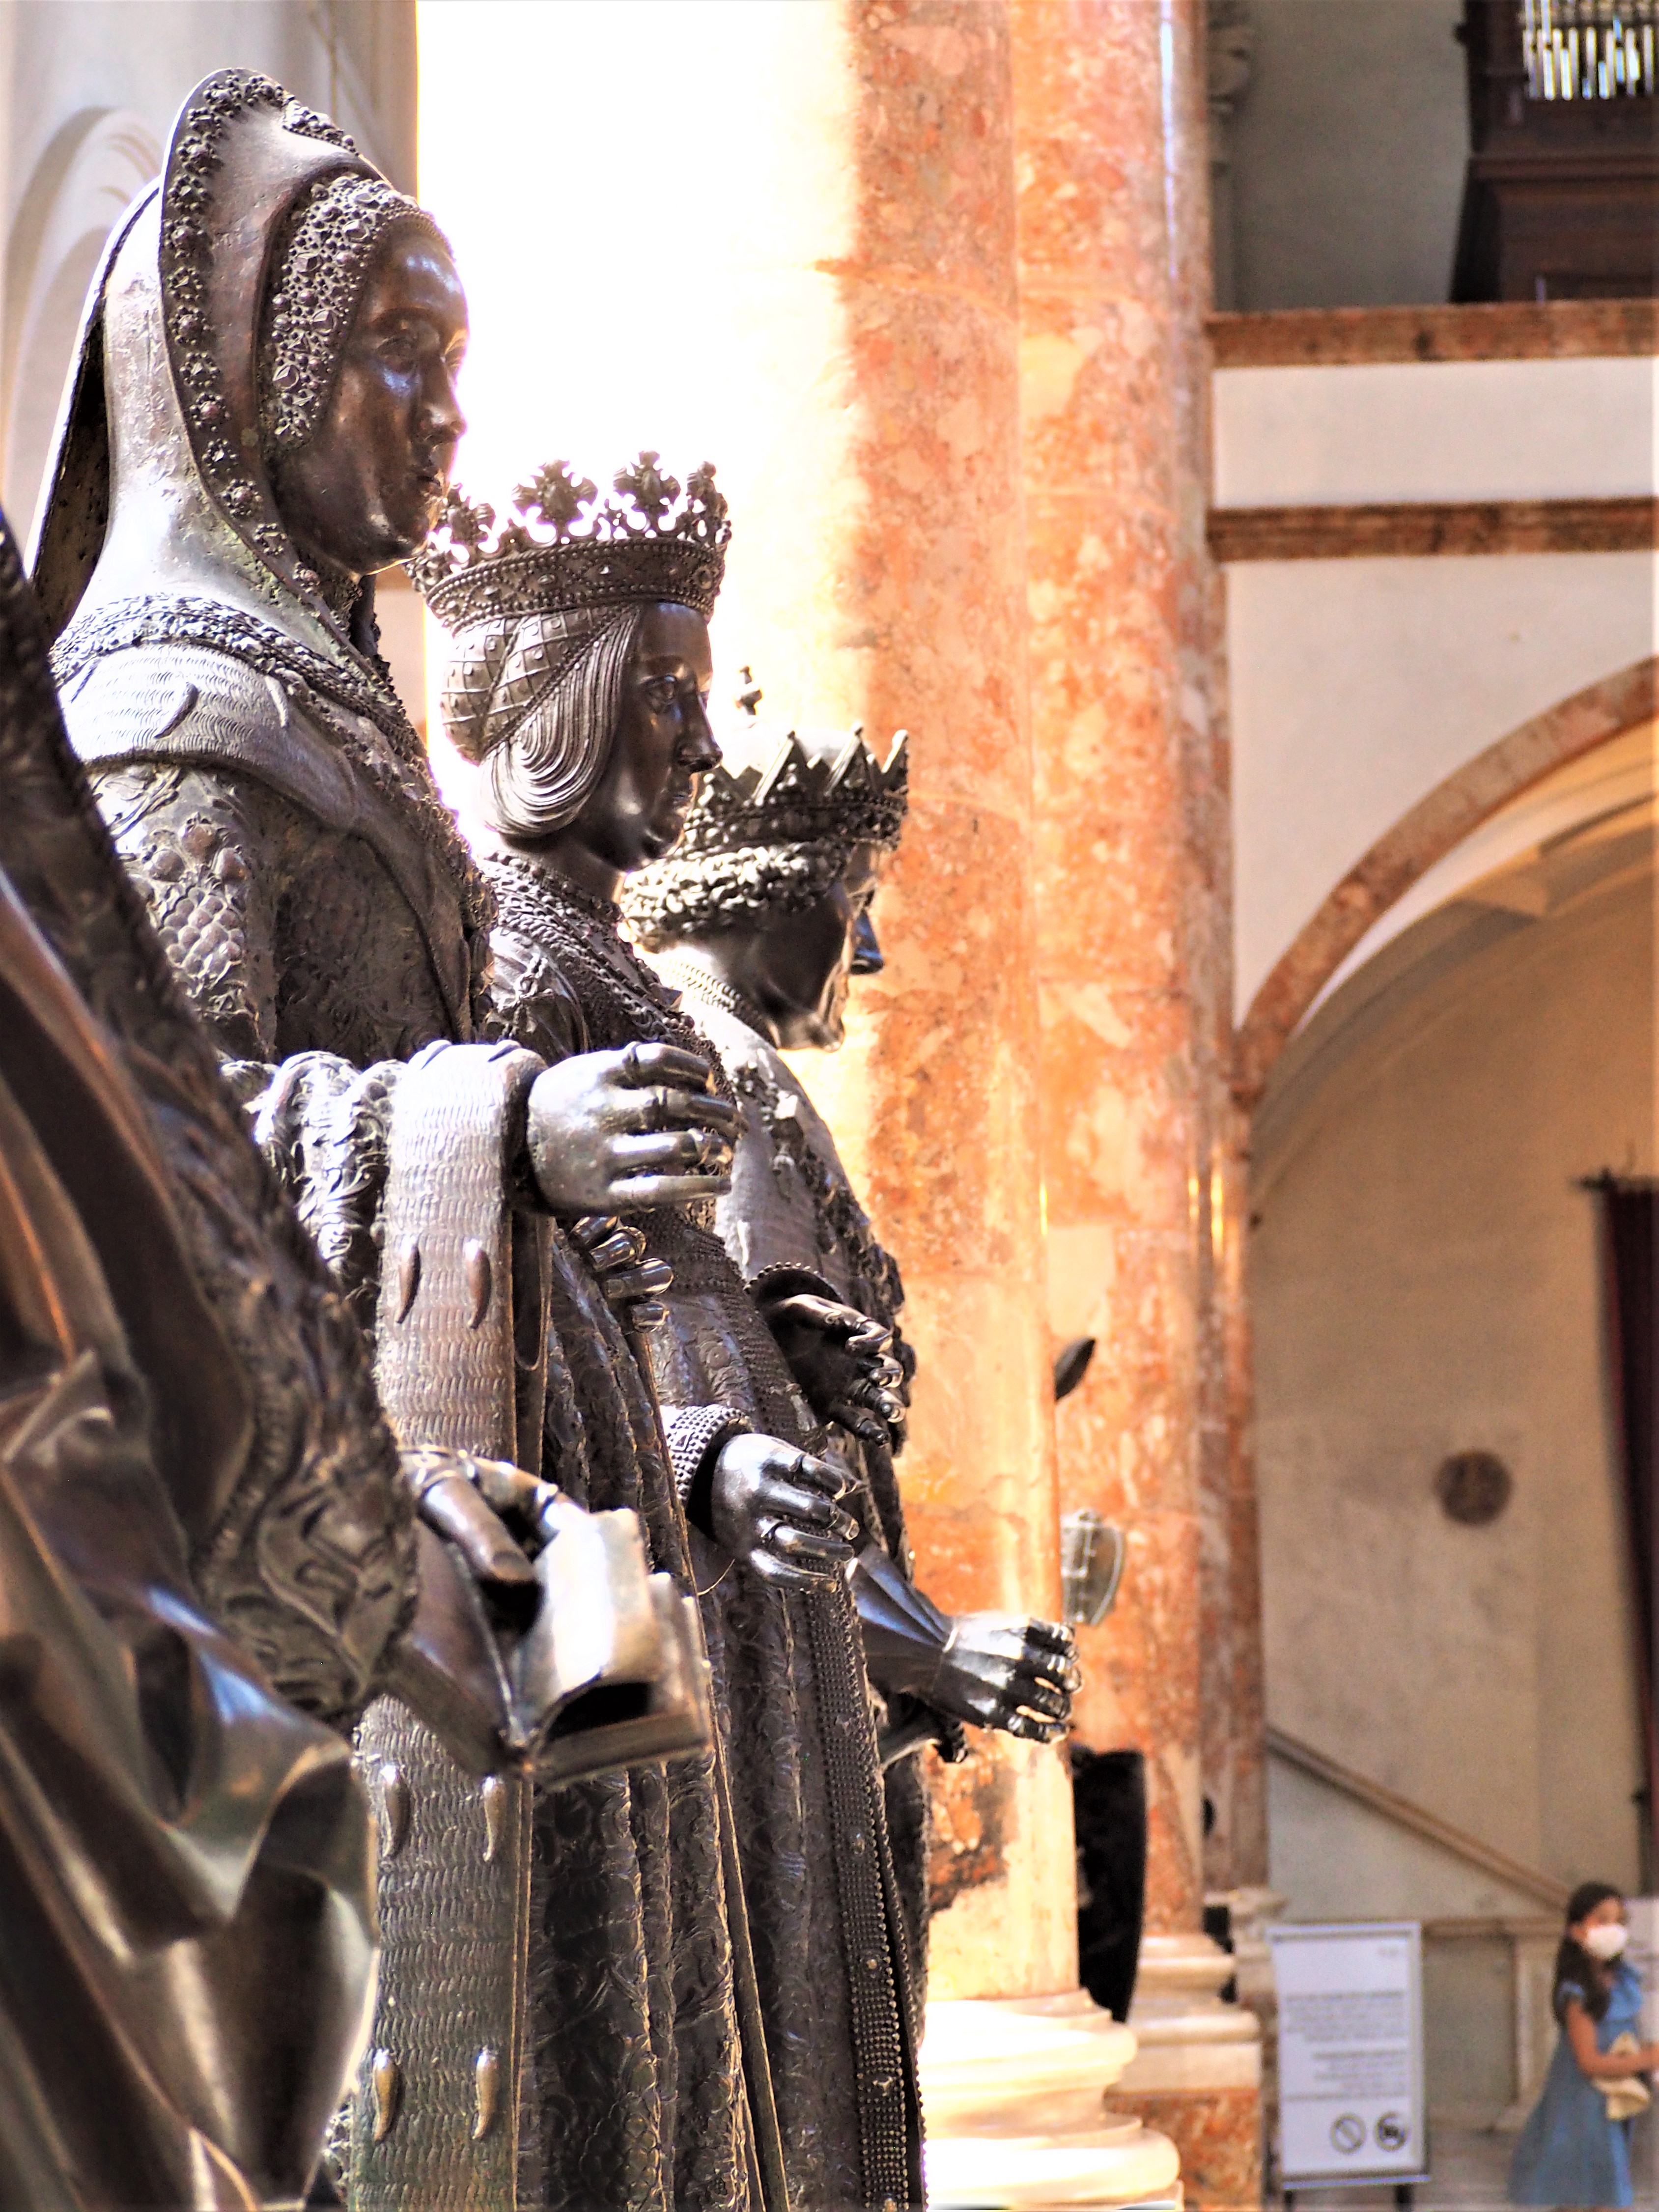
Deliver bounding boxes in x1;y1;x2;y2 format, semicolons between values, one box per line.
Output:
1;107;160;541
1248;701;1655;2124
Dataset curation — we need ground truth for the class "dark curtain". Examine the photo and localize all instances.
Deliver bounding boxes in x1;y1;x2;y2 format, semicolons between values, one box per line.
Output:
1072;1748;1146;2022
1587;1174;1658;1875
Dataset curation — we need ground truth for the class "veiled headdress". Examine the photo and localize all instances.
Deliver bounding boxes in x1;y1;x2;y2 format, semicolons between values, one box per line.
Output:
625;682;908;940
30;68;446;658
414;456;730;840
26;71;493;958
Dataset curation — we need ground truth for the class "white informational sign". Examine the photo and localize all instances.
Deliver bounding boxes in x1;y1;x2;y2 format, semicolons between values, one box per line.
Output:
1269;1921;1428;2188
1627;1897;1659;2044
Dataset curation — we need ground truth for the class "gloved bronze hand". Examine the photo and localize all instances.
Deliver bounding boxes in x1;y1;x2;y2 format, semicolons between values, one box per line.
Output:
759;1291;907;1451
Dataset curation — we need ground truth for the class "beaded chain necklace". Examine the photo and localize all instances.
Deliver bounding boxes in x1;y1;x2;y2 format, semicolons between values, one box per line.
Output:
652;950;774;1046
486;851;736;1104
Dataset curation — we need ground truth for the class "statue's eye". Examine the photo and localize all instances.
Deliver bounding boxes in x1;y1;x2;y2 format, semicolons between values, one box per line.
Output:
643;677;678;713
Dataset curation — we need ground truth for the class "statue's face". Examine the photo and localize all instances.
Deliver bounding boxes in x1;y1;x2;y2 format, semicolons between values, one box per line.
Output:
566;602;717;873
759;842;887;1051
270;227;467;578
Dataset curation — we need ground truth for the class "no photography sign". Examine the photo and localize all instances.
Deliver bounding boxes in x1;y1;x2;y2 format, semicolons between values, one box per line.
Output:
1269;1922;1428;2190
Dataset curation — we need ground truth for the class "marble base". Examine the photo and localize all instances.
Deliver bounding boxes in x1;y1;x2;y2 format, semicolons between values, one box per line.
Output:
1112;1934;1263;2209
1209;1886;1288;2180
922;1992;1183;2208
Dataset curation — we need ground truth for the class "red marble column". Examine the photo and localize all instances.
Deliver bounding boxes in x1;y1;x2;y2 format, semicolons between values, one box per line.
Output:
1012;4;1263;2193
706;0;1077;2001
1014;0;1220;1933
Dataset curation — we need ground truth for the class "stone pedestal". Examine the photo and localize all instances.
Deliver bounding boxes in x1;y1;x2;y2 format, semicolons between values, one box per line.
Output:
1111;1936;1263;2210
923;1994;1181;2208
1209;1886;1288;2173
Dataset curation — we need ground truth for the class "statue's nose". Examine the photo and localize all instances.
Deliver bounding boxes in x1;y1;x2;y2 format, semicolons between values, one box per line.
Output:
851;912;883;975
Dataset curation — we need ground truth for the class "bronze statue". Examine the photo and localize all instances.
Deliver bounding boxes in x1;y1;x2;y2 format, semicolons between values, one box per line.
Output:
420;462;936;2212
0;484;547;2206
628;693;1079;1988
30;73;721;2206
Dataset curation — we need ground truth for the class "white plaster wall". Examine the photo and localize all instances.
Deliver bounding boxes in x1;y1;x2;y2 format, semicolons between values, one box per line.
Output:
1254;871;1653;1916
0;0;413;540
1227;0;1468;311
1268;1761;1550;1923
1;1;410;211
1215;357;1659;508
1229;548;1656;1016
1219;351;1659;1017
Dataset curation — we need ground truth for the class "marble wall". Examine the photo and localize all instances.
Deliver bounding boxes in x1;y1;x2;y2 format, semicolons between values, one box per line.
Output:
748;0;1078;1999
1014;0;1260;1921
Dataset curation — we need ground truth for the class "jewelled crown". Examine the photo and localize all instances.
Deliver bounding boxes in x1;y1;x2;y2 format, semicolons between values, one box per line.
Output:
678;675;909;857
412;454;731;631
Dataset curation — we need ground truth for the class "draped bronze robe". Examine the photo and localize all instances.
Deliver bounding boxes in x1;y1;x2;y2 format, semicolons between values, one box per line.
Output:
35;71;765;2212
0;495;400;2207
487;853;925;2212
655;982;942;2016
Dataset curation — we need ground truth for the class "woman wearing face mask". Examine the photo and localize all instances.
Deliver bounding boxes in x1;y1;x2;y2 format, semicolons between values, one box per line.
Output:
1510;1882;1658;2210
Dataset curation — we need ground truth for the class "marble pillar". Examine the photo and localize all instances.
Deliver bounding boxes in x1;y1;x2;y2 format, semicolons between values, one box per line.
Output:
695;10;1188;2192
1012;0;1262;2198
691;0;1075;2005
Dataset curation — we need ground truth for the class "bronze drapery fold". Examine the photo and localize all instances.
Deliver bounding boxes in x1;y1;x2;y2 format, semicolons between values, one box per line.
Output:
485;856;924;2212
0;493;399;2206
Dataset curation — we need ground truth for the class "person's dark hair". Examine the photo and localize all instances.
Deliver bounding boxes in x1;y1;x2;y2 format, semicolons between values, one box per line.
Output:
1553;1879;1623;2024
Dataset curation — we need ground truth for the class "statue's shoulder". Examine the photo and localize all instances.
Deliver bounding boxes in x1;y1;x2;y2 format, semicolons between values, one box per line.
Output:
486;920;589;1062
58;639;361;829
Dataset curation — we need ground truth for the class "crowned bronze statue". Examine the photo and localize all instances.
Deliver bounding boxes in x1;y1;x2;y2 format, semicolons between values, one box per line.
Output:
627;689;1080;1988
29;72;720;2207
419;463;928;2210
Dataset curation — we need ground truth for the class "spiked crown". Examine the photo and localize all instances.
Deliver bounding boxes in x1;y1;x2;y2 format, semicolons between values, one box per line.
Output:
678;689;909;860
412;453;730;633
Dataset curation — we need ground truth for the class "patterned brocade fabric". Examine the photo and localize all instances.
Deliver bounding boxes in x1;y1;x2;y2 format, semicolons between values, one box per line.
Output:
91;762;455;1068
668;986;939;2022
73;662;759;2207
525;1232;755;2212
484;852;924;2212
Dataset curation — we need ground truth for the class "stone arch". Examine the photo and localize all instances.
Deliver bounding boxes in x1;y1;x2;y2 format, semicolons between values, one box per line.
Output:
1234;654;1658;1106
1;107;161;538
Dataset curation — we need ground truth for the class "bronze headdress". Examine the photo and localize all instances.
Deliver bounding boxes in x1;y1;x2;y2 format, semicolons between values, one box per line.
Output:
414;456;731;840
414;454;730;631
29;70;497;982
260;171;449;451
625;677;908;939
32;70;445;644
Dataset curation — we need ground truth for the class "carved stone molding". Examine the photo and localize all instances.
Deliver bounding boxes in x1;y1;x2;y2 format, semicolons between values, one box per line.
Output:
1210;297;1659;366
1208;493;1657;561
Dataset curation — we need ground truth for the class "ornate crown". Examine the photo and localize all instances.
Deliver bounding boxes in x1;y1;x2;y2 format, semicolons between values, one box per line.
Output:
412;454;730;631
677;677;909;857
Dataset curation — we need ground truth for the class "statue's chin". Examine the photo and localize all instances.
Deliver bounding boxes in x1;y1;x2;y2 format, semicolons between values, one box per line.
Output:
640;816;690;864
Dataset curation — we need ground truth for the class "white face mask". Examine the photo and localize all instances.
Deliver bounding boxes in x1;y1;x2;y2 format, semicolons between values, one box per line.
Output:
1584;1921;1629;1962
